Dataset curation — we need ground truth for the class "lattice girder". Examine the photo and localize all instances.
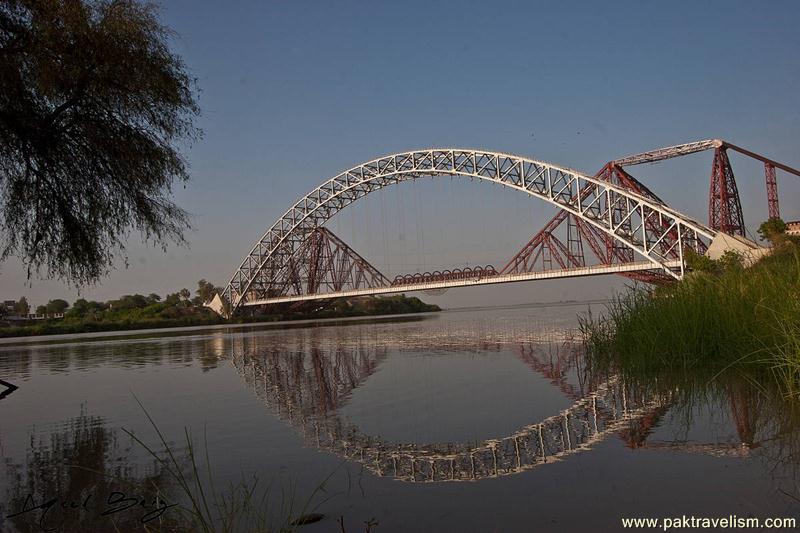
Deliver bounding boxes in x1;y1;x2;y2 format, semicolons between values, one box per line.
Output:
500;162;688;278
246;227;389;302
224;149;716;313
709;147;745;236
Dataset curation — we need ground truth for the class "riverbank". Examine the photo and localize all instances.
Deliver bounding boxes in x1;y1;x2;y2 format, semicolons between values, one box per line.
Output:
0;294;440;339
581;241;800;396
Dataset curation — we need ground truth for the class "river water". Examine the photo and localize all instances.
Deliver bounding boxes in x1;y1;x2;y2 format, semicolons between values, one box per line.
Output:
0;304;798;532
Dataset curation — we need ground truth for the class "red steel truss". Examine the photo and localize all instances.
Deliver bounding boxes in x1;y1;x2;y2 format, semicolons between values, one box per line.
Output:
500;162;678;284
612;138;800;230
765;162;779;220
708;147;745;236
257;226;390;300
503;138;799;285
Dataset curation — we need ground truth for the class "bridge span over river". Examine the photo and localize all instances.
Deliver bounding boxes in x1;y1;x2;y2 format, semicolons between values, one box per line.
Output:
210;140;798;316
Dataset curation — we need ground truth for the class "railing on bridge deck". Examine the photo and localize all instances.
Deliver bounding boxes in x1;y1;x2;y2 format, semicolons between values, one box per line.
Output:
391;265;498;286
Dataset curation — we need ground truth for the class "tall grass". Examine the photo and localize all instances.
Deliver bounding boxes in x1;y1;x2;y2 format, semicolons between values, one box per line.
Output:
580;244;800;396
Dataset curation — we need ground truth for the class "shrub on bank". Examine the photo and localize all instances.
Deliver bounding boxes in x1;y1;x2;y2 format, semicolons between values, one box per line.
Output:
581;242;800;396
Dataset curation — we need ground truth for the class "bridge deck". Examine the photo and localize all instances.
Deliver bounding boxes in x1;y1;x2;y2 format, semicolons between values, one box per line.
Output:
243;260;680;307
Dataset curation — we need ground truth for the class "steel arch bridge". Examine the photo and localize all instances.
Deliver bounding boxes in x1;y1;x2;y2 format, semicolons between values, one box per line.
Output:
220;148;718;315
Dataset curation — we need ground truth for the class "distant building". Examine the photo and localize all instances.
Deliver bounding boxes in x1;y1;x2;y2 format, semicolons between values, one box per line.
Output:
25;312;65;321
2;300;15;314
787;220;800;236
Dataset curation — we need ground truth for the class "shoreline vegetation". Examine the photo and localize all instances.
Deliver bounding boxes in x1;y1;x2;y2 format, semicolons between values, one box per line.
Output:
0;292;440;339
581;226;800;397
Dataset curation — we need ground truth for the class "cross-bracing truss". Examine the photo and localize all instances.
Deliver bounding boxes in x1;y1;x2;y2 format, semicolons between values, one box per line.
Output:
611;138;800;235
499;138;800;284
223;149;716;314
255;226;390;300
500;162;687;284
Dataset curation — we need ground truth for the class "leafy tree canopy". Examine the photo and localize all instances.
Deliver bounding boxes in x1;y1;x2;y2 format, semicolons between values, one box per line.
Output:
45;298;68;313
0;0;200;285
196;278;216;304
109;293;148;310
758;218;787;244
14;296;29;315
68;297;104;317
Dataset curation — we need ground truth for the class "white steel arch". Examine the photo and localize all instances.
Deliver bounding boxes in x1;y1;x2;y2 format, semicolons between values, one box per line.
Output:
224;149;716;313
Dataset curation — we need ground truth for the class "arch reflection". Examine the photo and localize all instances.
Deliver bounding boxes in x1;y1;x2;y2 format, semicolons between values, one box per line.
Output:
230;331;670;482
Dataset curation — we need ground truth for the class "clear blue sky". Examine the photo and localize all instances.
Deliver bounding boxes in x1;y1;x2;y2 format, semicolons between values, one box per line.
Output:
4;0;800;308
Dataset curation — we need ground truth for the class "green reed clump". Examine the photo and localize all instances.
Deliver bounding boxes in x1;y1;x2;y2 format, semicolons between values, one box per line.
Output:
581;244;800;395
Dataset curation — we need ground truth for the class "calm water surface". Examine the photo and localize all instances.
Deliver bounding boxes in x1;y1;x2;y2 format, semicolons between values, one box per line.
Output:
1;304;798;532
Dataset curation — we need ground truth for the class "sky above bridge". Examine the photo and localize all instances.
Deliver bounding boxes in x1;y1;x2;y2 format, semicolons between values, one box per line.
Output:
4;0;800;308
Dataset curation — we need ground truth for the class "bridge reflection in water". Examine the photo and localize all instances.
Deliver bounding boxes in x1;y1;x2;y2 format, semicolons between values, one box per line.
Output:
229;328;673;483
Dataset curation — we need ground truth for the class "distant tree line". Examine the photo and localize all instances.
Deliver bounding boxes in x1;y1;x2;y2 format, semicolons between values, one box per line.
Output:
0;284;440;338
2;279;222;320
